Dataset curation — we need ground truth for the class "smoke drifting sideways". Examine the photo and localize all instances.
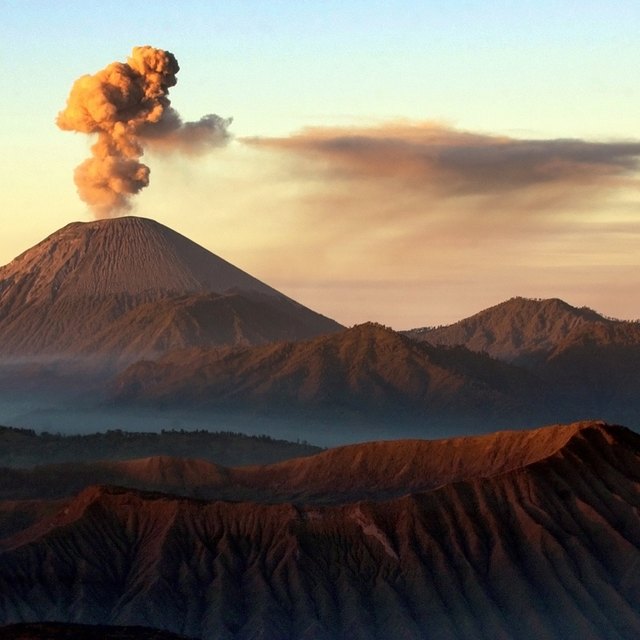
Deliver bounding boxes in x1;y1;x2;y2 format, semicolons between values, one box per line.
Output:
57;46;231;218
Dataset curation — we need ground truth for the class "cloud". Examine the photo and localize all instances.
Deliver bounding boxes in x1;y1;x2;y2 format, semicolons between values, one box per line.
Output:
142;113;232;155
142;123;640;327
238;121;640;280
244;121;640;196
57;46;231;218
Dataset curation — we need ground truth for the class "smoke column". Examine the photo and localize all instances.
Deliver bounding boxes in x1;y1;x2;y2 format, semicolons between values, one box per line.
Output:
57;46;231;217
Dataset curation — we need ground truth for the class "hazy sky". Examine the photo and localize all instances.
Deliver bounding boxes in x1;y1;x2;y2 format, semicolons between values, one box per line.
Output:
2;0;640;327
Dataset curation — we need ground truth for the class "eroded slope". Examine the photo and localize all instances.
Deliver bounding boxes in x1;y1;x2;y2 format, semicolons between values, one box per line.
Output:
0;422;638;639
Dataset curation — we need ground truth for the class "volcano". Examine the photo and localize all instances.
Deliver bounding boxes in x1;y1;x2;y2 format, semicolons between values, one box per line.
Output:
0;217;341;365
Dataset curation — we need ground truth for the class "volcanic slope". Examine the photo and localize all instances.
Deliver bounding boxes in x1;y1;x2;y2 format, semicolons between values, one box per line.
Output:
0;216;341;363
0;422;638;640
111;322;549;426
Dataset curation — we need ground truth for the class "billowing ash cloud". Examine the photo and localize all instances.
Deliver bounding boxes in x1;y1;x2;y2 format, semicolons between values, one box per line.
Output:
57;46;231;218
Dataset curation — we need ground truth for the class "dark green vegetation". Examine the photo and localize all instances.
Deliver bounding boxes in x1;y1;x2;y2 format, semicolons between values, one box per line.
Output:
0;425;321;468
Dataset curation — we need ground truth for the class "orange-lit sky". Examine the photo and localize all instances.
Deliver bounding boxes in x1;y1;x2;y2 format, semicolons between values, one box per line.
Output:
2;1;640;328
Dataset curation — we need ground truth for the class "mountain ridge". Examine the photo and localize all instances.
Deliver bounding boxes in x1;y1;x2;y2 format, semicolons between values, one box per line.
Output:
1;421;638;639
110;321;549;426
0;420;629;507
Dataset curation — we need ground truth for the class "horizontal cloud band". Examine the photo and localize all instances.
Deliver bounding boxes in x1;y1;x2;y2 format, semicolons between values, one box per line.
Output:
244;122;640;195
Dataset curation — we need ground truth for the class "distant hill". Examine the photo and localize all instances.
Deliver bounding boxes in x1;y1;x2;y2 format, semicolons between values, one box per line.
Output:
110;322;549;426
406;297;640;424
405;296;640;365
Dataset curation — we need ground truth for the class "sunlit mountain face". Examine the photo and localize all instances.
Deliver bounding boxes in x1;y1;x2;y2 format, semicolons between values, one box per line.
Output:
0;422;639;639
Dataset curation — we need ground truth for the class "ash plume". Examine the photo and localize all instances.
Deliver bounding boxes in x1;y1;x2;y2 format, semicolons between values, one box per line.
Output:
57;46;231;218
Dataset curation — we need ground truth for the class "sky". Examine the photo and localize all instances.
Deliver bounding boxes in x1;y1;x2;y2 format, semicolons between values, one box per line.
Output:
1;0;640;328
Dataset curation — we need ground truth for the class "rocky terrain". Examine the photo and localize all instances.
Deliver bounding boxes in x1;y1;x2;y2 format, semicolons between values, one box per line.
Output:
0;421;638;639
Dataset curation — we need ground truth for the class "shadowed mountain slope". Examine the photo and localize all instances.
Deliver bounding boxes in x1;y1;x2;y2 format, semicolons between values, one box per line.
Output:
0;422;638;639
0;217;341;363
111;322;548;425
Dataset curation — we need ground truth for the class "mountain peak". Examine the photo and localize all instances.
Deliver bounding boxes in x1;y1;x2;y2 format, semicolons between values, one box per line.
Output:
2;215;279;301
0;216;342;360
406;296;617;363
497;296;605;321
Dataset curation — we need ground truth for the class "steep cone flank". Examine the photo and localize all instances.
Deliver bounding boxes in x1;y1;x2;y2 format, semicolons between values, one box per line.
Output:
1;422;639;639
0;217;341;360
0;216;277;300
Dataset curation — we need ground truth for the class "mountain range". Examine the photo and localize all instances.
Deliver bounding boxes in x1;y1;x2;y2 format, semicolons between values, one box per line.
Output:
0;216;639;436
109;302;640;431
110;322;548;426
